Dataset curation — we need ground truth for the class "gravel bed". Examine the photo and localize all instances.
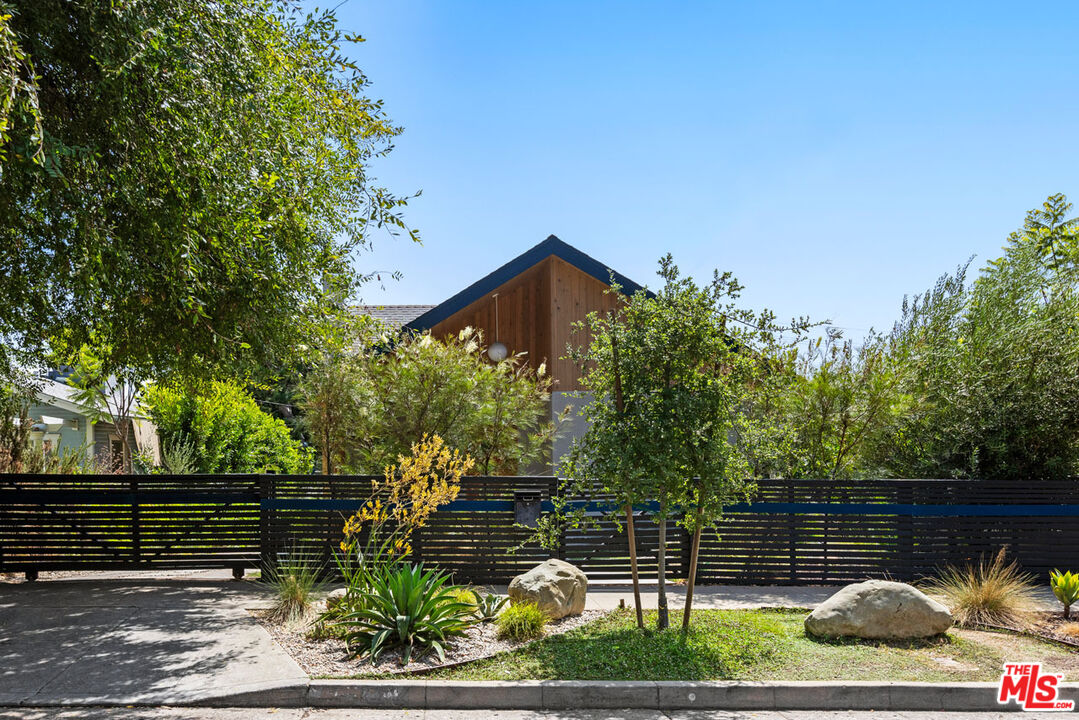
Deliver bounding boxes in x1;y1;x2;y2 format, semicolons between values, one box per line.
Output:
253;607;607;677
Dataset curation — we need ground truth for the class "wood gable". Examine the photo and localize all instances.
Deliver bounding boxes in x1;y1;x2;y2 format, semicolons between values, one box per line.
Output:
416;237;641;391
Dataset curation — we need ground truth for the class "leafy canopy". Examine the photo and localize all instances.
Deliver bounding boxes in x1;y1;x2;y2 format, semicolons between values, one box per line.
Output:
873;194;1079;480
0;0;416;381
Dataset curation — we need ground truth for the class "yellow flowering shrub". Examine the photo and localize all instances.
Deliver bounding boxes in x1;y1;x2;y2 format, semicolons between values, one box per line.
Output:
340;434;473;565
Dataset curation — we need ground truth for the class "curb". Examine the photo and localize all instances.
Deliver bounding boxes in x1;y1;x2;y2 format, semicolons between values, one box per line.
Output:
188;680;1079;711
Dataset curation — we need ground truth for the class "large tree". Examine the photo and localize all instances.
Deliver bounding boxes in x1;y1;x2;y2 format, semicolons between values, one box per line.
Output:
0;0;416;381
870;194;1079;480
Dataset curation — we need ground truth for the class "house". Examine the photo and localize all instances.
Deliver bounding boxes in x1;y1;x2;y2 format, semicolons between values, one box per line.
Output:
366;234;648;470
27;374;160;469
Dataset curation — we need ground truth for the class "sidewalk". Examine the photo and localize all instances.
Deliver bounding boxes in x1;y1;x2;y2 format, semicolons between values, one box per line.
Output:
0;577;305;706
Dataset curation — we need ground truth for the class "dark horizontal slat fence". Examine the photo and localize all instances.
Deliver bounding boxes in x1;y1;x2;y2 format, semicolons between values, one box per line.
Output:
0;474;261;573
3;475;1078;584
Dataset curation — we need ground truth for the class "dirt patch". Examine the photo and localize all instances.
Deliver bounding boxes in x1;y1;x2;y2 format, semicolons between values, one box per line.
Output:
953;626;1079;678
253;607;608;677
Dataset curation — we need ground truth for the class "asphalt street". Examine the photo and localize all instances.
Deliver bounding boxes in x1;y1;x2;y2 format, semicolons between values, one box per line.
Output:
0;709;1067;719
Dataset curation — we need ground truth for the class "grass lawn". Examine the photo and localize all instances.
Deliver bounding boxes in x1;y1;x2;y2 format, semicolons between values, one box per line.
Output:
420;608;1079;682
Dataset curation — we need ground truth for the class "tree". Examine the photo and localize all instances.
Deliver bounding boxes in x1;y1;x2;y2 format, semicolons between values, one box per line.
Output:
300;327;557;475
66;347;143;473
0;0;417;382
143;380;313;474
871;194;1079;479
563;258;809;630
769;330;903;480
0;372;35;473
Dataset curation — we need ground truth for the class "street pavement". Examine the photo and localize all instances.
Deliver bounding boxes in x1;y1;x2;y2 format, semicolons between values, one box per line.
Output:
0;577;304;706
0;708;1070;719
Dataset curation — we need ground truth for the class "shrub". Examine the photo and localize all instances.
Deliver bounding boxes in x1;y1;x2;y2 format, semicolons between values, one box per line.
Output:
1050;569;1079;619
496;601;548;641
339;563;475;665
924;548;1039;628
449;587;479;607
264;548;327;625
143;380;313;474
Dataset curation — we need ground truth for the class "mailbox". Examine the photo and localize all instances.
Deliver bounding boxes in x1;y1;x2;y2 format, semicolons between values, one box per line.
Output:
514;489;542;528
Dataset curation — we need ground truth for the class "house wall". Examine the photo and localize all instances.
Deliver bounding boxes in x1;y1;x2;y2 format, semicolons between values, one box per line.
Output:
550;390;593;473
427;252;629;471
429;256;554;376
548;256;625;391
25;403;89;456
93;421;139;469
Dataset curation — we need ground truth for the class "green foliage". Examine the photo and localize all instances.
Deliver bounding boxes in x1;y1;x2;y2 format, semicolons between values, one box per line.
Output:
1050;569;1079;619
496;601;548;641
870;194;1079;480
449;588;479;607
301;326;556;475
0;0;417;382
143;380;313;474
157;434;199;475
263;547;328;625
924;548;1039;628
556;256;811;629
475;592;510;622
0;375;34;472
765;330;904;480
338;563;475;665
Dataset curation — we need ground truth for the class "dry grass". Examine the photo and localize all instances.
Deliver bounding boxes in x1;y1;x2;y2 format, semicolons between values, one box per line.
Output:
1057;622;1079;641
264;548;328;625
924;548;1040;629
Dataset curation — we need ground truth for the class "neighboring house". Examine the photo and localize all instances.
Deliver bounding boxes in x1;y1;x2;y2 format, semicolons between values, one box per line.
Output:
27;376;160;469
360;234;649;471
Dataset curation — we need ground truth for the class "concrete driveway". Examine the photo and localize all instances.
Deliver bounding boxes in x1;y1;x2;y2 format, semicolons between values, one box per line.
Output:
0;578;305;706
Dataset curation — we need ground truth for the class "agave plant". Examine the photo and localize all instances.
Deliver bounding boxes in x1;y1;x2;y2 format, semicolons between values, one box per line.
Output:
474;592;510;622
1050;569;1079;619
338;563;476;665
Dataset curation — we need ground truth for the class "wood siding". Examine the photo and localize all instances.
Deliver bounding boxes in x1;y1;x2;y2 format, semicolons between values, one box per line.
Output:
428;255;626;391
429;257;554;376
548;256;624;390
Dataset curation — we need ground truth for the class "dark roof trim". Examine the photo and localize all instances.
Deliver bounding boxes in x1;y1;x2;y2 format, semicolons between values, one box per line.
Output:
406;235;648;331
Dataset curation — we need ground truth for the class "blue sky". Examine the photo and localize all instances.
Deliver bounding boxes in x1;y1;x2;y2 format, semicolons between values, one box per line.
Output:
328;1;1078;336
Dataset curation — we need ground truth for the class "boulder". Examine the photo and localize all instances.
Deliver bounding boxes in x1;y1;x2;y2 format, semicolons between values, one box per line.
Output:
325;587;348;612
805;580;953;640
508;559;587;619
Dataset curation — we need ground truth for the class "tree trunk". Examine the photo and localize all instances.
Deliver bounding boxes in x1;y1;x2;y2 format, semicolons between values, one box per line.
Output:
625;503;644;629
657;515;669;630
118;419;132;474
682;484;705;630
682;521;702;630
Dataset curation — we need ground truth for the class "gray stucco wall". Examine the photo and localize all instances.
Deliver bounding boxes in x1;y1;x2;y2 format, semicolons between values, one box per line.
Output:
551;390;593;474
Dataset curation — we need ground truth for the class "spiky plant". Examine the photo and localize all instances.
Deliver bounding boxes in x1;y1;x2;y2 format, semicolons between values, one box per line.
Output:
924;548;1039;628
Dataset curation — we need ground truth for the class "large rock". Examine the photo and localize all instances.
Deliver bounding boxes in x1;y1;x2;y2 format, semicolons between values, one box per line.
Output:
324;587;348;612
805;580;953;640
508;559;587;619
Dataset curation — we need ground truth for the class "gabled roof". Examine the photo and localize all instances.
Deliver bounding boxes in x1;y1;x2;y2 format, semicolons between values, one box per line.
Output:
406;235;648;331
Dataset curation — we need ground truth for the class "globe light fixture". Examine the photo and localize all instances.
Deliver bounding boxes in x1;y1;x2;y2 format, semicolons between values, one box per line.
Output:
487;292;509;362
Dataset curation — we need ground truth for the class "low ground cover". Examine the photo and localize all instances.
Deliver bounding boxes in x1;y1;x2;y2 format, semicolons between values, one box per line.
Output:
416;608;1079;682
